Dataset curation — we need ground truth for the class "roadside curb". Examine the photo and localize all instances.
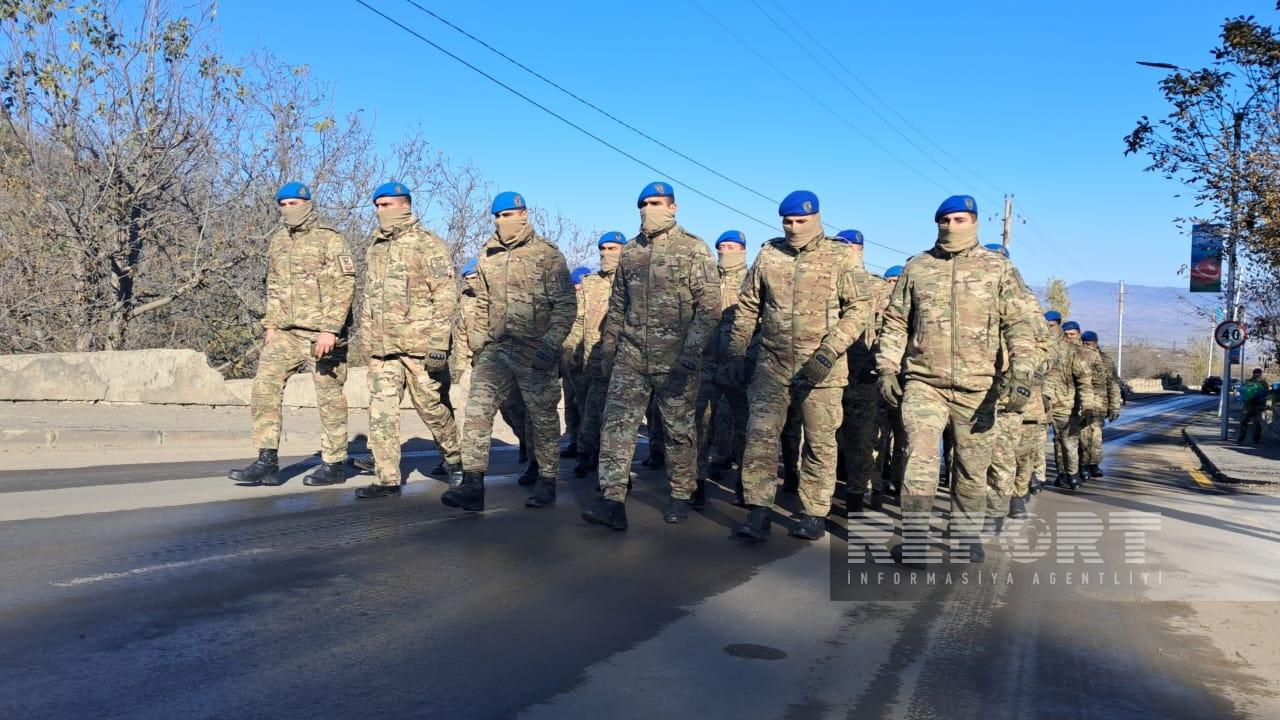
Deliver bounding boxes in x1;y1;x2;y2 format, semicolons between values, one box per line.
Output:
1182;426;1228;483
0;427;331;450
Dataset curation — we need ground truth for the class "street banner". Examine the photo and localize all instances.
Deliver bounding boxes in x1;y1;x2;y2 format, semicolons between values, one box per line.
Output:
1190;224;1224;293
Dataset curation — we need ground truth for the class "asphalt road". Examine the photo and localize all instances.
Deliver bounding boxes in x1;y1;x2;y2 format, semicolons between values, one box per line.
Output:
3;393;1278;719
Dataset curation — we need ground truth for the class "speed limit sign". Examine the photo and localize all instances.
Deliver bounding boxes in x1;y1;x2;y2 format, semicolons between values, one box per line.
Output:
1214;320;1247;349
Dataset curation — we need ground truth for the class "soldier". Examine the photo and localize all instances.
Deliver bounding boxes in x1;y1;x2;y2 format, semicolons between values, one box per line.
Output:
574;232;626;477
878;265;905;496
834;229;890;512
560;266;594;459
230;182;356;488
876;195;1037;565
582;181;720;530
728;191;874;541
1012;311;1054;515
354;182;462;499
1080;330;1121;477
441;191;576;512
1045;319;1095;491
695;230;750;506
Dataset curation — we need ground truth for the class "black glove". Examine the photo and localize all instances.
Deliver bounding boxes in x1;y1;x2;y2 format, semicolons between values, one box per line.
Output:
1000;375;1034;414
530;341;558;373
664;355;698;395
878;373;903;408
424;349;449;379
1079;409;1096;425
796;345;838;387
1106;408;1120;423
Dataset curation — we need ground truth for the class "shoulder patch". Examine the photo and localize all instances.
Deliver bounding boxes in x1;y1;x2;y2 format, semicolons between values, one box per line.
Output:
428;255;451;278
338;254;356;275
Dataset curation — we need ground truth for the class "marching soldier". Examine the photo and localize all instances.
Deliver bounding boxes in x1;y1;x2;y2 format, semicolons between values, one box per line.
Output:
560;266;594;459
1080;329;1121;477
1045;319;1096;490
574;232;626;476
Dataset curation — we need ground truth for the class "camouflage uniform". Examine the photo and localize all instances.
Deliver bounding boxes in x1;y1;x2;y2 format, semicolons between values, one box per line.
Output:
461;224;576;474
1080;347;1120;468
1044;333;1096;478
576;268;617;462
361;216;461;487
253;214;356;463
876;242;1037;534
1014;317;1055;497
985;285;1047;516
597;224;719;502
729;237;873;518
695;260;749;480
561;284;587;449
839;276;893;497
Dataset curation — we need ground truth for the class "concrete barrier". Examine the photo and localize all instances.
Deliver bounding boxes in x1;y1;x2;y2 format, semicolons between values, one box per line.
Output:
0;350;247;405
1127;378;1164;393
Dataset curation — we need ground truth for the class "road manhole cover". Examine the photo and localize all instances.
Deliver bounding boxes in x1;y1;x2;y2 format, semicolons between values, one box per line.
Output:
723;643;787;660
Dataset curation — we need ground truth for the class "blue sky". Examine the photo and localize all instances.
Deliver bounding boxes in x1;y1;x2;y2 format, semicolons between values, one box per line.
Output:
214;0;1272;285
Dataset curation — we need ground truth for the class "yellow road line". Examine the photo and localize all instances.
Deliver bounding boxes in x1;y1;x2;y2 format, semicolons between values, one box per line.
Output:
1188;468;1215;488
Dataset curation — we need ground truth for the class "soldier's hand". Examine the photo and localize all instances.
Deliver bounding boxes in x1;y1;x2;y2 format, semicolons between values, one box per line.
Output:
424;349;449;378
718;355;749;387
878;373;903;408
314;332;337;359
664;356;698;395
1106;408;1120;423
1000;376;1034;414
530;342;558;373
796;346;837;387
1079;409;1096;425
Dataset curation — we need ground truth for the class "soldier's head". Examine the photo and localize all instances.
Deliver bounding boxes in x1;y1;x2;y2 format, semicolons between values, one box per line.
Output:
461;257;479;294
570;266;592;289
835;229;865;260
491;191;530;246
883;265;903;285
1081;330;1099;349
1062;320;1081;341
598;231;625;273
715;230;746;269
779;191;822;249
984;243;1009;259
637;181;677;236
276;182;314;228
935;195;978;228
372;182;412;231
1044;310;1063;333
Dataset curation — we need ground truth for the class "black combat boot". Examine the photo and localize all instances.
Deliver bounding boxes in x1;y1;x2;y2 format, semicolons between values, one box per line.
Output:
229;449;279;485
303;461;346;486
734;506;772;541
1028;474;1043;494
517;437;528;464
690;479;707;509
446;462;463;489
559;442;578;459
525;476;557;508
847;492;865;513
1078;466;1092;483
1053;473;1070;489
354;482;400;499
1008;496;1029;519
1089;464;1104;478
518;459;539;486
965;536;987;564
708;459;731;481
349;456;376;474
868;490;885;512
583;498;628;530
573;453;596;477
441;471;485;512
664;496;690;524
1070;472;1085;490
789;514;826;541
429;460;448;476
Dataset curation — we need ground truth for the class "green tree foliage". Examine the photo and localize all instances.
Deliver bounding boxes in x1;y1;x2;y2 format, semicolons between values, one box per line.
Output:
1045;277;1071;319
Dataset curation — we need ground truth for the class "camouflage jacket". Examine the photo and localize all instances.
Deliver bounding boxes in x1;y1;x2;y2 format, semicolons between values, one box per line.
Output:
876;241;1037;394
1085;347;1122;414
847;276;894;384
995;285;1051;417
262;216;355;336
472;225;576;357
361;217;458;358
729;236;874;388
600;224;720;375
449;289;478;379
562;285;586;371
704;263;749;375
1044;334;1096;417
580;269;616;378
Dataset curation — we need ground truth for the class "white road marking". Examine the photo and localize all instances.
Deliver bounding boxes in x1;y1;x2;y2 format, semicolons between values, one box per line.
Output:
51;548;272;587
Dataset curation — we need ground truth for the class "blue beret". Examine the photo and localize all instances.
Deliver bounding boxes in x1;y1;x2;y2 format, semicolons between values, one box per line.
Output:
276;182;312;202
935;194;978;221
598;231;626;248
461;258;479;277
491;191;527;215
883;265;904;279
1043;310;1062;322
983;243;1009;257
373;181;411;202
1062;320;1080;332
835;229;864;245
570;266;593;285
779;190;819;216
1081;330;1098;342
716;230;746;248
637;181;675;207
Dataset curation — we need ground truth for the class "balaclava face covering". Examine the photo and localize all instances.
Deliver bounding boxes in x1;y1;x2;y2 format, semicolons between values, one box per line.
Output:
935;220;979;254
280;200;314;229
640;204;675;237
376;205;413;233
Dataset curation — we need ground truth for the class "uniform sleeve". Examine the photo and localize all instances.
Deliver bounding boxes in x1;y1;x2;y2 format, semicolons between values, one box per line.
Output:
472;259;492;352
875;265;912;375
999;264;1038;378
1105;355;1122;412
262;234;283;331
599;253;629;365
822;255;873;355
418;237;459;352
358;244;375;349
678;241;722;365
564;287;586;367
539;248;577;350
319;230;356;335
727;254;764;358
1073;349;1097;411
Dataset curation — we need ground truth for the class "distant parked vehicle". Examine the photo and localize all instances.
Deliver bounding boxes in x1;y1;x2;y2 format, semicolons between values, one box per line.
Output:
1202;376;1222;395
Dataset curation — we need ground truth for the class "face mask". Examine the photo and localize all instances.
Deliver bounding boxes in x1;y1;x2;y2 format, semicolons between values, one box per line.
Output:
495;215;529;246
935;223;979;254
640;205;675;236
280;201;314;229
717;248;746;269
599;249;621;273
783;216;823;250
376;205;412;232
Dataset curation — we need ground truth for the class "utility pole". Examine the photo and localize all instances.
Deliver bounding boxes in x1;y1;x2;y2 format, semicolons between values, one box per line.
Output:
1220;112;1243;441
1002;194;1014;249
1117;280;1125;378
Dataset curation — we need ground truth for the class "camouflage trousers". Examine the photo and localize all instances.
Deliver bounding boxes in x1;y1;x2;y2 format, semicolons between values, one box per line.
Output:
1051;413;1081;476
985;410;1023;516
462;342;561;475
598;361;699;502
367;354;460;487
251;329;348;463
695;378;748;480
1079;415;1104;467
576;374;608;460
882;404;905;489
1014;421;1046;497
646;396;666;462
900;380;998;532
839;381;886;495
740;372;843;517
562;363;585;446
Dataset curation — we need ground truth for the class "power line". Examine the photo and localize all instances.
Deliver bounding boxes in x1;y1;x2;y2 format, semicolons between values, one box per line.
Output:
351;0;778;232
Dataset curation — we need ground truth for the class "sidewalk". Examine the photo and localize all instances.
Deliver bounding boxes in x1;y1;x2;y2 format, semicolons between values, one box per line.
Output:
1183;411;1280;485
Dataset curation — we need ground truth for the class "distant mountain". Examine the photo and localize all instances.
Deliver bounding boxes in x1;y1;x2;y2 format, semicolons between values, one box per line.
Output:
1033;281;1217;350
